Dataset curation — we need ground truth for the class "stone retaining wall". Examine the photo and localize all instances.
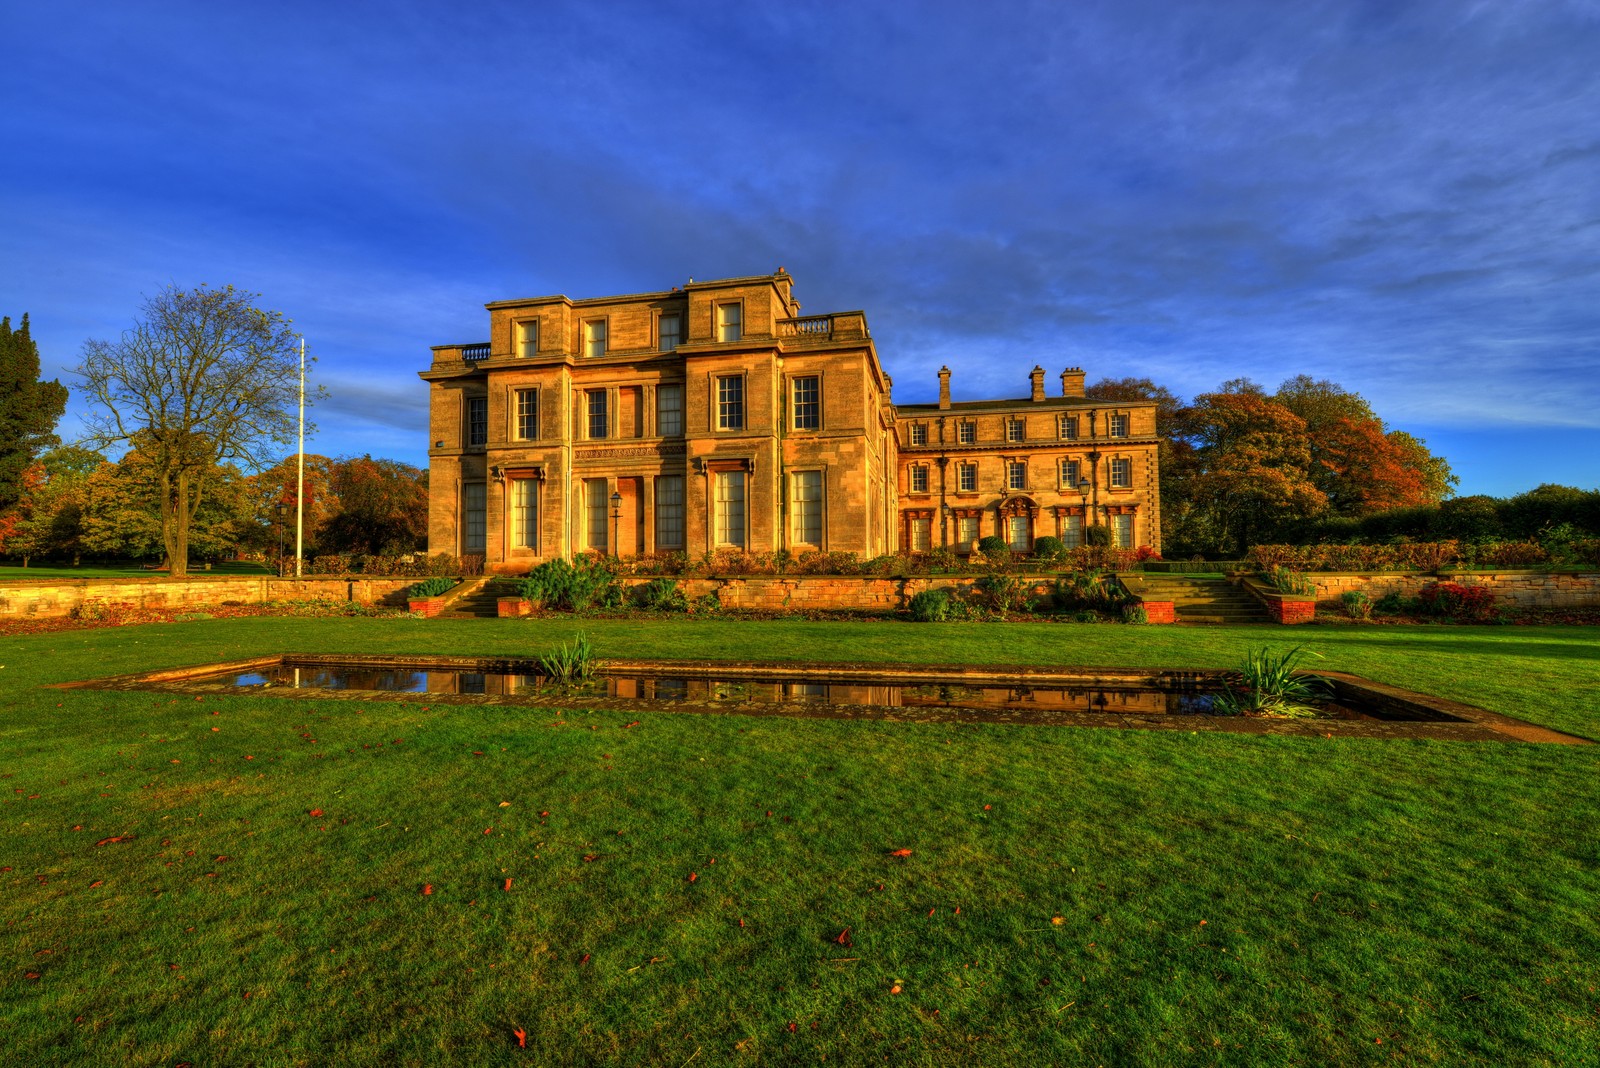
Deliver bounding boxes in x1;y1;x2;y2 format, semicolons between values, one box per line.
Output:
619;575;1057;612
0;577;417;620
1307;570;1600;608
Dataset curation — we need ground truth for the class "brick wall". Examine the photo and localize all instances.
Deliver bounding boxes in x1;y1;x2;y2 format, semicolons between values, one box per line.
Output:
0;577;417;620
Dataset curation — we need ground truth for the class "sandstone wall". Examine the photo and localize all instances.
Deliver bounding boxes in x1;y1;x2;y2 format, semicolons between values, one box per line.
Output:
0;577;417;620
1308;570;1600;609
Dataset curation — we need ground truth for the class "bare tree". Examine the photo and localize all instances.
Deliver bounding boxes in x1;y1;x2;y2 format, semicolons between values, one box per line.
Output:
75;285;315;576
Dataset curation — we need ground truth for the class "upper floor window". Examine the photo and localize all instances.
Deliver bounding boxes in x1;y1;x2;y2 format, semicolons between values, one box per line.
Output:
792;376;820;430
1007;418;1025;443
910;466;929;494
1007;461;1027;491
584;319;607;358
1059;414;1078;440
1109;413;1129;437
586;390;608;439
717;302;742;343
657;383;683;436
659;314;681;352
1110;457;1132;488
517;320;538;358
1060;458;1080;488
717;375;744;430
515;388;538;440
467;396;487;447
958;420;976;445
909;423;927;445
957;462;977;492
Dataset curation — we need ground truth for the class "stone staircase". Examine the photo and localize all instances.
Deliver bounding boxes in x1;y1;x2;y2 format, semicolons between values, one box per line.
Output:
440;577;514;619
1137;574;1267;624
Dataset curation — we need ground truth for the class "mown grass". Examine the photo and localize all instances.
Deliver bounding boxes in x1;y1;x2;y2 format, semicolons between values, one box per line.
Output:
0;561;275;581
2;616;1598;1066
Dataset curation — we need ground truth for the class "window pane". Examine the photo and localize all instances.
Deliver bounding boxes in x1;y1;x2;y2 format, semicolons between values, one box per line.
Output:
1008;419;1023;442
717;303;742;343
792;376;819;430
587;391;608;439
1064;514;1083;548
715;471;745;547
1113;513;1133;548
1110;458;1131;488
511;479;537;549
958;464;976;492
792;470;822;545
659;315;680;352
958;421;975;444
1008;462;1026;490
585;321;607;358
1060;459;1079;487
910;467;928;493
586;479;608;552
1008;514;1030;551
657;383;683;436
655;475;684;549
518;321;537;358
717;376;744;430
909;423;926;445
516;389;538;440
464;483;486;553
958;516;979;544
910;517;931;551
1060;415;1077;439
467;397;487;446
1110;414;1129;437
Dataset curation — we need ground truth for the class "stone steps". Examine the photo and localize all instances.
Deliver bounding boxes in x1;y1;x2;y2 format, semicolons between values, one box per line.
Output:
1138;576;1267;624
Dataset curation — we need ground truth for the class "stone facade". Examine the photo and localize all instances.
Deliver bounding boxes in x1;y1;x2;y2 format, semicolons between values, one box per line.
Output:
422;270;1159;572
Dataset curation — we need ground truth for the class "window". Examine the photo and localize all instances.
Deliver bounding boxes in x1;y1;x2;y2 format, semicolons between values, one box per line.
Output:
515;389;538;440
659;314;681;352
517;320;538;358
957;515;980;546
1059;414;1078;440
656;383;683;436
467;396;487;447
958;463;977;492
792;376;820;430
585;479;608;552
716;302;742;343
1063;514;1084;548
584;320;607;358
1060;458;1080;488
1109;413;1129;437
1007;461;1027;491
511;479;537;549
586;390;608;439
715;471;746;548
1007;418;1025;443
910;466;929;494
1007;514;1030;552
909;517;931;551
1110;457;1132;488
463;483;486;553
909;423;927;446
1113;513;1134;548
792;470;823;545
717;375;744;430
958;420;976;445
655;475;684;549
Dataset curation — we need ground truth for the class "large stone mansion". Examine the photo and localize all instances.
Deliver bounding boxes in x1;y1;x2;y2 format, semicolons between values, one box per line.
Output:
421;270;1160;570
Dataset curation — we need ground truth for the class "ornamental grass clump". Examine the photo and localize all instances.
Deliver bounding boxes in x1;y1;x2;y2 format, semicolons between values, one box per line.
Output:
1266;565;1316;596
1211;646;1333;719
1340;589;1373;620
537;631;598;684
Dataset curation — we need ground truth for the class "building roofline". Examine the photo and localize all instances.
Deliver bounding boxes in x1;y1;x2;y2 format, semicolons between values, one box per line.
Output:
484;271;794;311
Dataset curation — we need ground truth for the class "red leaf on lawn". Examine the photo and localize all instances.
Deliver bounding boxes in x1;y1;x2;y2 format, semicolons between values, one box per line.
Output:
484;828;493;836
983;804;991;810
71;825;82;831
89;880;103;888
688;872;698;882
889;848;912;857
580;953;590;965
834;928;852;946
624;721;639;728
422;884;433;895
503;877;513;891
308;809;323;818
95;835;136;846
513;1027;526;1048
738;919;745;928
583;854;598;863
787;1022;797;1033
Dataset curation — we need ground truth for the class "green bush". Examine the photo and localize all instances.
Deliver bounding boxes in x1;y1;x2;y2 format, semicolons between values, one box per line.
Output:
1265;565;1315;596
1339;589;1372;620
973;574;1034;614
977;535;1009;558
519;557;622;612
908;588;952;622
1053;569;1129;612
1120;604;1149;624
1031;536;1065;562
1084;525;1112;547
633;577;688;612
1373;590;1410;615
407;576;457;599
1211;646;1333;718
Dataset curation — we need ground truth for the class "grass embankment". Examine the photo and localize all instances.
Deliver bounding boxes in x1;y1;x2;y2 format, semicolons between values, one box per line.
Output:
3;618;1597;1066
0;562;275;581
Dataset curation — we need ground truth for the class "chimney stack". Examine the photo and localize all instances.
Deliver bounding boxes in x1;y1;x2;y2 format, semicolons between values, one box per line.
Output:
1030;365;1047;402
1061;367;1085;397
938;366;951;410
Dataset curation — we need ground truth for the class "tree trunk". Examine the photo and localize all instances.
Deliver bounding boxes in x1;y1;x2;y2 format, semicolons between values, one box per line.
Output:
171;469;190;578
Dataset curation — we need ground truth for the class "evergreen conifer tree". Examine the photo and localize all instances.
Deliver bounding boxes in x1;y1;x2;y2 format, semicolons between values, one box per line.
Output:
0;314;69;513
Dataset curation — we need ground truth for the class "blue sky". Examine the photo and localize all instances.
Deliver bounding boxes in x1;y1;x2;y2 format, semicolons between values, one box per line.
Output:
3;0;1597;496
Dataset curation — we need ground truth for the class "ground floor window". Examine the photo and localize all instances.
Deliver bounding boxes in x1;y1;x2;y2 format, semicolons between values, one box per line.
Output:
511;479;537;550
585;478;608;553
655;475;684;550
792;470;823;546
463;483;486;554
715;471;746;548
909;516;931;551
1007;514;1030;552
1112;513;1134;548
957;515;980;547
1062;514;1084;548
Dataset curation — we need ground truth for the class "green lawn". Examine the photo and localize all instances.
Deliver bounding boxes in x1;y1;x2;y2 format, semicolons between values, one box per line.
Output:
3;617;1597;1066
0;561;275;581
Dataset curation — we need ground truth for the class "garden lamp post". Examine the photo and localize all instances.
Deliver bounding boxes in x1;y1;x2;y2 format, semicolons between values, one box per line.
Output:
610;491;622;558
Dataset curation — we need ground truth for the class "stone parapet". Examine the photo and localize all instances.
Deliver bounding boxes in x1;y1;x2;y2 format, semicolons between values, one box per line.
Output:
1304;570;1600;608
0;576;416;621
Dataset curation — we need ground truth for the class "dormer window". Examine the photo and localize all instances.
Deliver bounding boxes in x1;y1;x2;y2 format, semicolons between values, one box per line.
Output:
517;320;538;358
584;319;607;358
716;302;742;343
659;314;681;352
1007;418;1024;443
910;423;927;446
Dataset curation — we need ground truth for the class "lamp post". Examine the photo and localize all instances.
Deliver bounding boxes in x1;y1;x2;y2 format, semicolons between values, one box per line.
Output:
609;491;622;558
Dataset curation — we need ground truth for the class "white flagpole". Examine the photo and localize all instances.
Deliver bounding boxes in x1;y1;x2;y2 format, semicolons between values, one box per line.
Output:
295;337;306;578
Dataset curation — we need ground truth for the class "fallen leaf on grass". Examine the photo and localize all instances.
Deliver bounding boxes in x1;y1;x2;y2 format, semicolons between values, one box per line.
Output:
1051;916;1065;926
688;872;698;883
513;1027;526;1048
95;835;136;846
834;928;852;947
504;878;513;891
422;884;433;896
890;984;902;995
888;848;912;858
307;809;323;818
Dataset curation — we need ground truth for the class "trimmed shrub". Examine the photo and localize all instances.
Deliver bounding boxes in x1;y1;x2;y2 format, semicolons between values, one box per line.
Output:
907;588;952;622
977;535;1009;558
519;557;622;612
1418;581;1497;621
1121;604;1149;624
1031;536;1065;562
1084;525;1112;547
1339;589;1372;620
633;578;688;612
407;576;457;599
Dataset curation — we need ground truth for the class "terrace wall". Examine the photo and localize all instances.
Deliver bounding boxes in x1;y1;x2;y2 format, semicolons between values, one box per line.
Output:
619;575;1056;612
1306;570;1600;609
0;577;417;620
